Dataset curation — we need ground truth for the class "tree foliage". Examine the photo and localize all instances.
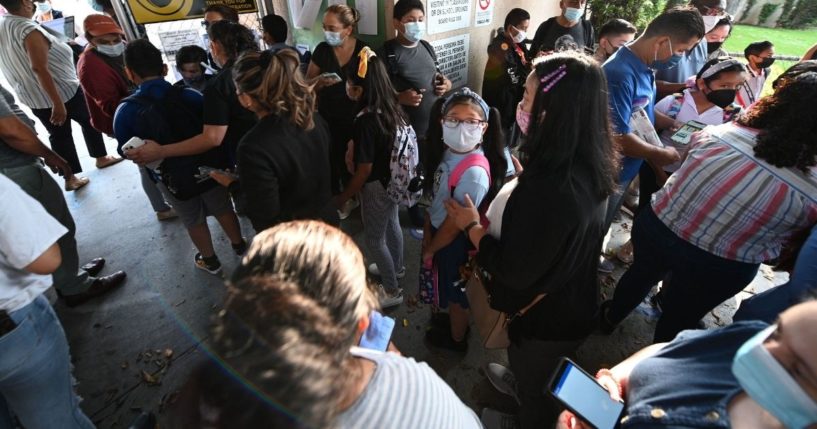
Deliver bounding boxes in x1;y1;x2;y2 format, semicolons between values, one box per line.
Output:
589;0;669;35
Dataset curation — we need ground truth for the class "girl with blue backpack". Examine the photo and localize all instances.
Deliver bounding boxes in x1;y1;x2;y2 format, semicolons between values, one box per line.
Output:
421;88;508;352
334;47;415;308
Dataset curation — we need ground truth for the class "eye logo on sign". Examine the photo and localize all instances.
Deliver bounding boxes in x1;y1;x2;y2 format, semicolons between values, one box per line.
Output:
479;0;491;10
129;0;194;22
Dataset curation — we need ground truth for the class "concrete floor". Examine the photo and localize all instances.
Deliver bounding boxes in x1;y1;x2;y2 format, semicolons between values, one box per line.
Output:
9;104;787;428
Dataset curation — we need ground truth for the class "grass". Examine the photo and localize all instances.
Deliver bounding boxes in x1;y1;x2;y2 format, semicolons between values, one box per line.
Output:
721;24;816;96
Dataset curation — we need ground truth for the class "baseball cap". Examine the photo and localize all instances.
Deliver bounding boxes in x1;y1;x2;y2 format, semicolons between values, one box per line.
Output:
84;14;124;37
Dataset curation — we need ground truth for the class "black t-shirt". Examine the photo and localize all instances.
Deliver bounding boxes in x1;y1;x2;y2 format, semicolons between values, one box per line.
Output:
236;112;339;231
353;111;392;184
530;17;594;56
202;61;257;166
311;40;367;140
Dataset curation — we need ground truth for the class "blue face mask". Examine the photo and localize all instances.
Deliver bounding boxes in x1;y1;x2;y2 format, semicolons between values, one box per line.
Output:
403;21;425;44
324;31;345;47
732;325;817;429
563;7;583;22
35;2;51;13
651;39;683;70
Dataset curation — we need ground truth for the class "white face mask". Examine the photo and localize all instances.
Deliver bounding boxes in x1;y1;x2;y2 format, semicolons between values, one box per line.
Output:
96;42;125;57
511;26;526;44
442;122;482;153
702;15;722;33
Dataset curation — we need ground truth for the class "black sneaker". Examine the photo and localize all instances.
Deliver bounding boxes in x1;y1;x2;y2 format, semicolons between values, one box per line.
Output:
425;325;468;353
194;253;222;275
232;238;248;256
598;300;617;335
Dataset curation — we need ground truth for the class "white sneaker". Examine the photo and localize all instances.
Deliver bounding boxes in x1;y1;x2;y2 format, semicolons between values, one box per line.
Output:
338;197;360;220
377;284;404;308
368;263;406;279
480;408;520;429
485;363;520;405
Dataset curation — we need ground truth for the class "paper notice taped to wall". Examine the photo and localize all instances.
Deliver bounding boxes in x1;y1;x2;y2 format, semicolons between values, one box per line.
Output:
430;34;470;88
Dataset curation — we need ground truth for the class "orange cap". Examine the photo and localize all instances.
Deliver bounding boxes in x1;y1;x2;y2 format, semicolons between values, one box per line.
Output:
83;14;124;37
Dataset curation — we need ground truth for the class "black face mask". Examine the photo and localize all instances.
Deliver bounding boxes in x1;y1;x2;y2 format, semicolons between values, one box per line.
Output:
705;87;737;108
707;41;723;55
756;57;775;69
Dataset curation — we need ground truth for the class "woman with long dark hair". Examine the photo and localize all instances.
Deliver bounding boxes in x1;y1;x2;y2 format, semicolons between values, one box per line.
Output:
421;89;508;352
600;62;817;343
334;47;409;308
446;52;618;428
127;20;257;168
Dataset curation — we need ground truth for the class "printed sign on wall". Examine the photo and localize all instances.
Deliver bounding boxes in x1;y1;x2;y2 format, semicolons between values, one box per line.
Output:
427;0;471;34
431;34;470;88
158;29;202;59
127;0;257;25
475;0;494;27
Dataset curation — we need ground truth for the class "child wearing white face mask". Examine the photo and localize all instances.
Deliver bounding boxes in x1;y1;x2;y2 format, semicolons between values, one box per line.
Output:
421;88;508;352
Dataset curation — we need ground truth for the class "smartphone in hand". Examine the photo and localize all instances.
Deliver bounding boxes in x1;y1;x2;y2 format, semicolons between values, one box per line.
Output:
547;358;625;429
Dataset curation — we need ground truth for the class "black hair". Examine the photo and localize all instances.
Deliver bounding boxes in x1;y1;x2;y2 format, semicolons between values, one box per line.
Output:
599;18;637;40
643;7;705;43
0;0;22;11
393;0;424;20
208;20;258;62
261;14;288;43
204;4;239;22
695;57;746;83
519;52;618;197
424;96;508;201
745;41;774;60
690;0;725;14
345;51;408;144
175;45;207;70
739;63;817;172
503;8;530;30
124;38;163;79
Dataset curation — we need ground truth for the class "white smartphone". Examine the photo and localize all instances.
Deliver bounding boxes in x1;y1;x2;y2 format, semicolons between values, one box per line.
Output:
122;137;162;170
320;72;343;83
548;358;625;429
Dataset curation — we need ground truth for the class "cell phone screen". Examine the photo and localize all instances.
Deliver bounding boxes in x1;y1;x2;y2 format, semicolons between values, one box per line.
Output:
550;361;624;429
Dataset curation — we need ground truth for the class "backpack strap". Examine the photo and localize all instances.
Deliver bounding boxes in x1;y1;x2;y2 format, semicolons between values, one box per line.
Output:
384;38;441;81
449;153;491;196
419;39;441;74
666;93;685;120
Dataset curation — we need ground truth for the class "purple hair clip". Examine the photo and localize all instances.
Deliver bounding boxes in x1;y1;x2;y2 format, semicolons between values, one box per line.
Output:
540;64;567;93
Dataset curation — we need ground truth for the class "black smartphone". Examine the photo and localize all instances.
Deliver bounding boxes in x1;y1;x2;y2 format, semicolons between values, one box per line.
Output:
547;358;624;429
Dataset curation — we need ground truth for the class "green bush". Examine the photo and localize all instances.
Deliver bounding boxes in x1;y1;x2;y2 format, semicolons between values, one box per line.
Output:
758;3;779;25
780;0;817;28
590;0;669;34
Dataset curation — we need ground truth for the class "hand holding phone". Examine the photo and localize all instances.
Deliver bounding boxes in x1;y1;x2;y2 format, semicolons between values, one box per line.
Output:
548;358;624;429
670;120;707;146
319;72;343;85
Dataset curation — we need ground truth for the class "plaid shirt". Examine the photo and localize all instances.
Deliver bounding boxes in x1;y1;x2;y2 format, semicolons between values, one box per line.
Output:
653;123;817;264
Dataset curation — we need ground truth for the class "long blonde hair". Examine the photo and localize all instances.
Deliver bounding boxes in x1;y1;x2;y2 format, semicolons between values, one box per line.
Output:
233;49;316;130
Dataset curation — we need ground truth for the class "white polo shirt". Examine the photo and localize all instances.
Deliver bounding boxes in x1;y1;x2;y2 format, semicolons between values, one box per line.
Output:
0;174;67;312
655;89;728;172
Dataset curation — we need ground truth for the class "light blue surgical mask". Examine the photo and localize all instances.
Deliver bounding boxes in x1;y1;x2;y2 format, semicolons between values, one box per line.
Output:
564;7;583;23
651;39;682;70
732;325;817;429
35;1;51;13
96;42;125;57
324;31;345;47
403;21;425;44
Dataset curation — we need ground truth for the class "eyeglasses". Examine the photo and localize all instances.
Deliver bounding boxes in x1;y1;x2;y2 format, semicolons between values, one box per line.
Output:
442;117;486;131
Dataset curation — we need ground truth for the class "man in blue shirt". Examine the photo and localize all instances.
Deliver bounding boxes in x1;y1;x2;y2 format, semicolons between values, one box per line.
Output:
602;7;705;232
114;39;244;275
655;0;729;98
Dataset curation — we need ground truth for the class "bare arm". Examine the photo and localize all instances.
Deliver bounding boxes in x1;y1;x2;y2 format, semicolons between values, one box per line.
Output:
0;115;71;176
802;43;817;62
335;163;371;207
656;80;687;99
615;133;680;167
24;242;62;275
126;125;228;164
24;31;66;124
654;111;682;132
424;216;461;259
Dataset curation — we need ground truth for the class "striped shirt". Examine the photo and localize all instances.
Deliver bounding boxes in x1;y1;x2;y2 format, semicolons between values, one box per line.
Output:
336;347;482;429
653;122;817;264
0;15;78;109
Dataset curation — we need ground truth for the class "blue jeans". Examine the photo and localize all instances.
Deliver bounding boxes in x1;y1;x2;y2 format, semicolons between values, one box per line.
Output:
734;225;817;323
607;207;759;342
0;296;94;429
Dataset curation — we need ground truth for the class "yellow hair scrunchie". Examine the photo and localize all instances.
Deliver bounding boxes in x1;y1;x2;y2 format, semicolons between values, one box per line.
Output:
357;47;377;79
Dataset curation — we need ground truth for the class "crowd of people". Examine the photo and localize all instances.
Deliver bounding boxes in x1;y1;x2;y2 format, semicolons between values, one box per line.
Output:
0;0;816;428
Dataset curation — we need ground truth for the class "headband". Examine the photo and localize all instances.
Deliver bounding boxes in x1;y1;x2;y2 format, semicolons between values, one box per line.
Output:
700;58;744;80
442;87;490;120
357;47;377;79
